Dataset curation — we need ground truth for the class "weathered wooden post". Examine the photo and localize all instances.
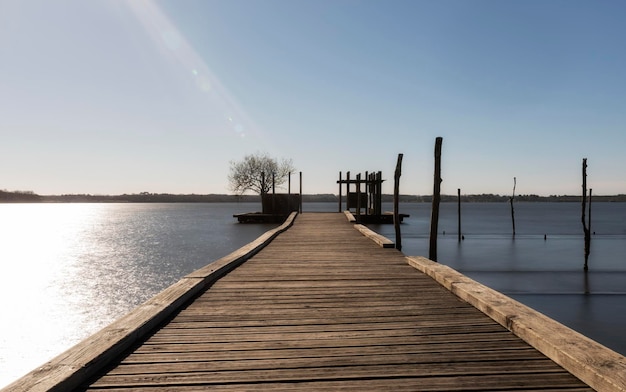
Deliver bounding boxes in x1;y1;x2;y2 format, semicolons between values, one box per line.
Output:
261;172;266;195
365;171;369;216
346;171;351;211
587;188;595;238
376;171;382;216
338;171;342;212
288;172;292;214
429;137;443;262
394;153;403;251
356;173;362;222
299;171;303;213
510;177;516;237
272;172;276;217
582;158;591;271
457;188;461;242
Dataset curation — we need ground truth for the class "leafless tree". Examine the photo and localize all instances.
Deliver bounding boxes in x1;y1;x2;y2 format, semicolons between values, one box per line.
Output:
228;152;294;195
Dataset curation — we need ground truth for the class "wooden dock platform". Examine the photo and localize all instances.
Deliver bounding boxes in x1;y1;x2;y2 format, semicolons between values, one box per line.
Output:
6;213;626;391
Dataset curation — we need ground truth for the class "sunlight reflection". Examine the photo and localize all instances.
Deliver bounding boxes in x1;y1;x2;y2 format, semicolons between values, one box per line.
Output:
0;204;107;386
125;0;259;141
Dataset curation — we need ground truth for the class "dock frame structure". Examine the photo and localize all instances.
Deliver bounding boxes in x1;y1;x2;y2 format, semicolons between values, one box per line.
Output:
337;170;408;224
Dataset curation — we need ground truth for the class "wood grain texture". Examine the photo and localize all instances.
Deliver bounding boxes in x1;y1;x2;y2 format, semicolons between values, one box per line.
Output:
2;213;297;392
80;213;592;391
407;255;626;392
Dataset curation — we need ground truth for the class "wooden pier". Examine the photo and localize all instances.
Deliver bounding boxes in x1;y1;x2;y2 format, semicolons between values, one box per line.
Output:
6;213;626;391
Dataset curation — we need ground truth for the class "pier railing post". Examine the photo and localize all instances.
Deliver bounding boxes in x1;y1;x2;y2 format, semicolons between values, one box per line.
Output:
338;171;342;213
299;171;303;213
356;173;362;222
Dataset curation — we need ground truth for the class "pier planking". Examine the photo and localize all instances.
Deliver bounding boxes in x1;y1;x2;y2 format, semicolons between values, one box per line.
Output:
79;213;593;391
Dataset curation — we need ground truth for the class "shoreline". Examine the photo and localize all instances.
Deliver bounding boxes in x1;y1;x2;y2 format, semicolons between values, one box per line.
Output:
3;190;626;203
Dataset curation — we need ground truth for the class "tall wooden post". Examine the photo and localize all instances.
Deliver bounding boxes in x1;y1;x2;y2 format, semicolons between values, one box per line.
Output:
376;171;382;216
338;171;342;212
288;172;292;213
261;172;266;195
587;188;593;238
457;188;461;242
272;172;276;216
346;171;351;211
510;177;516;237
356;173;362;222
299;171;303;213
365;171;369;216
429;137;443;262
394;153;403;251
582;159;590;271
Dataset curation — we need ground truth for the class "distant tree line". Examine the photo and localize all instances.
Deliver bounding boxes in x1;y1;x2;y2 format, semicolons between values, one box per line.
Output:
3;190;626;203
0;190;42;202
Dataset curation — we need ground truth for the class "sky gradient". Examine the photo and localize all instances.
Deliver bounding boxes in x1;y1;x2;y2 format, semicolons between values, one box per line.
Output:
2;0;625;196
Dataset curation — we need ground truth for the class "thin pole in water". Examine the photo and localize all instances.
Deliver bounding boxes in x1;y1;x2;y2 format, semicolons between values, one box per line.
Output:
457;188;461;243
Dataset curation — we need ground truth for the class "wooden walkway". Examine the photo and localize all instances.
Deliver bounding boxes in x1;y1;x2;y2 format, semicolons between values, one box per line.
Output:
78;213;593;391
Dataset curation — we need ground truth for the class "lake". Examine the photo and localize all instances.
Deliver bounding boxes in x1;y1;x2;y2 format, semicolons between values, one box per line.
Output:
1;201;625;388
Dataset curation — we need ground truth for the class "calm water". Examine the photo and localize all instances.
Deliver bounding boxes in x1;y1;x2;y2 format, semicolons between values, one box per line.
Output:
368;201;626;359
1;201;625;387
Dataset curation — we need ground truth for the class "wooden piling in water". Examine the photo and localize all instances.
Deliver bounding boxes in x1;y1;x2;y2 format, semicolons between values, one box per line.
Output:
429;137;443;261
457;188;462;243
393;153;403;251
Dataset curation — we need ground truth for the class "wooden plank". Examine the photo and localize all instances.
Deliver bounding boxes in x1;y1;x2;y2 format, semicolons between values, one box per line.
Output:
354;223;395;248
10;212;606;391
2;213;298;392
407;255;626;392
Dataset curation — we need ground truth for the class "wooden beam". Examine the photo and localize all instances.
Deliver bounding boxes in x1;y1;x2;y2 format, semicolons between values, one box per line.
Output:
406;255;626;392
354;224;395;248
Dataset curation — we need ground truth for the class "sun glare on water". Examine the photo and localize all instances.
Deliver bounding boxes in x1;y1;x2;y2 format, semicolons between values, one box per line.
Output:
0;204;109;386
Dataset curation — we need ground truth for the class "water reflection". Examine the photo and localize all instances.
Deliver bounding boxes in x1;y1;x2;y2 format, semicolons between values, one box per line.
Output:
0;203;275;388
369;202;626;356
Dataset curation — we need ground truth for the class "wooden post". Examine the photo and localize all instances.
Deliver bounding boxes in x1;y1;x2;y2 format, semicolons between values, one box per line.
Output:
299;171;303;213
587;188;593;238
582;159;590;271
346;171;351;211
261;171;266;195
365;171;369;216
510;177;516;237
457;188;461;242
394;153;403;251
356;173;362;222
377;171;382;216
338;171;342;213
272;172;276;216
429;137;443;262
288;172;292;213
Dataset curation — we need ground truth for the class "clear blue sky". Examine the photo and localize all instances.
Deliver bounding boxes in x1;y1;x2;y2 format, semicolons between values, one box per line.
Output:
2;0;625;196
